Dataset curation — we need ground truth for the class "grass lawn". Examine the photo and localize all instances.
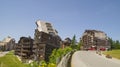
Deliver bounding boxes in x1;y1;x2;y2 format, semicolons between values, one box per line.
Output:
103;50;120;59
0;51;29;67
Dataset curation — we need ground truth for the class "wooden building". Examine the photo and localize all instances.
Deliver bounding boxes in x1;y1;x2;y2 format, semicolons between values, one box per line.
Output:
81;30;111;50
15;37;36;62
62;38;71;49
34;20;62;61
34;29;61;61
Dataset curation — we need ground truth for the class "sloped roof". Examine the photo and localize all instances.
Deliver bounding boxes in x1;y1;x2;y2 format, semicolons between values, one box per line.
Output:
3;36;13;42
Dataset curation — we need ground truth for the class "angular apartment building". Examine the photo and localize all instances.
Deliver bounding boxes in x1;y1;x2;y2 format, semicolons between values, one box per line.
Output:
14;37;35;62
34;20;61;61
81;30;111;50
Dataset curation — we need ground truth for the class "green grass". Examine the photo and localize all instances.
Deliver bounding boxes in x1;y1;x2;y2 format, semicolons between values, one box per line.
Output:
0;51;29;67
103;50;120;59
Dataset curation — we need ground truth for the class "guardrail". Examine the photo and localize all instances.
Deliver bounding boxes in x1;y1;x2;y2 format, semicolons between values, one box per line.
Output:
57;50;76;67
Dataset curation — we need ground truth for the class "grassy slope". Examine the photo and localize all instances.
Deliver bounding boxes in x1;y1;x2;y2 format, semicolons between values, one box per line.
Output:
0;51;29;67
103;50;120;59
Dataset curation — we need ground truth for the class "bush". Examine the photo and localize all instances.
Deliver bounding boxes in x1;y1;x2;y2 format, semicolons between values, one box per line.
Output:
48;63;56;67
49;47;72;64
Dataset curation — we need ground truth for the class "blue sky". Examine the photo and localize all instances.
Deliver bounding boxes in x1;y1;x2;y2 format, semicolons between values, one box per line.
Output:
0;0;120;42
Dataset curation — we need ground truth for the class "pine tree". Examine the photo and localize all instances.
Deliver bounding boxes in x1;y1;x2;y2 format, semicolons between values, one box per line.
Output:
71;35;77;49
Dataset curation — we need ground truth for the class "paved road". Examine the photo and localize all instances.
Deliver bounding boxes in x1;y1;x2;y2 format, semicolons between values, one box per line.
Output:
0;51;9;57
71;51;120;67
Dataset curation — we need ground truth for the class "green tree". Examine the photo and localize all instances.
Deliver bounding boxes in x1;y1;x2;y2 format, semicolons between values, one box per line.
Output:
71;35;76;45
108;37;120;49
108;37;114;49
115;40;120;49
77;40;83;50
49;49;57;63
71;35;77;49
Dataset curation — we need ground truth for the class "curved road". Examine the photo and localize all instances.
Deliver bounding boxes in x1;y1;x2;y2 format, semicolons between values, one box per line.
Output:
71;51;120;67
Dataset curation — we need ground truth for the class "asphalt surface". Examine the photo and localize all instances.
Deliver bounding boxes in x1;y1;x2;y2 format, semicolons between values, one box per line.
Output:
71;51;120;67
